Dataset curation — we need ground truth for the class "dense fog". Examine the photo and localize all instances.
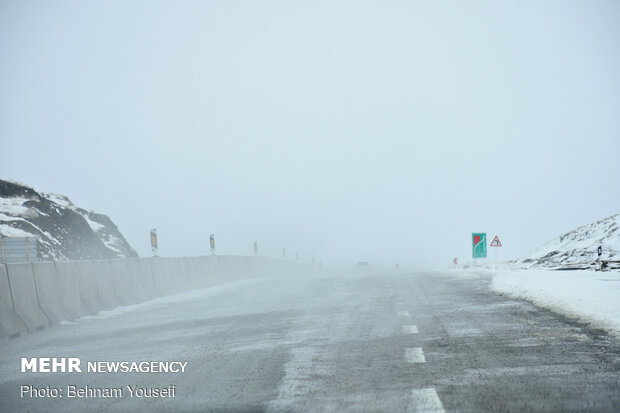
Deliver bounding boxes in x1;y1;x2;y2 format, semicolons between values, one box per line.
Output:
2;1;619;269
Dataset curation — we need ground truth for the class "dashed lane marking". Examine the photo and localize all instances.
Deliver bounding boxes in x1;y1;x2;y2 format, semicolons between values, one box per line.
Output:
402;325;419;334
410;388;445;412
405;347;426;363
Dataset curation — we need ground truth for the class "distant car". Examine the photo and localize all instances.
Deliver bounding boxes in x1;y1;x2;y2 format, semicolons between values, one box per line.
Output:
356;261;369;268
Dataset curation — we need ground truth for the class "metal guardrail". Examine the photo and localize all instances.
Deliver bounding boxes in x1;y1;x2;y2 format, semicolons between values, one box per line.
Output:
597;260;620;271
0;236;39;263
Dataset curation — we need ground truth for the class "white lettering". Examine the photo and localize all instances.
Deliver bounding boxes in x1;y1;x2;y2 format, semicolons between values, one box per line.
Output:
21;358;37;372
20;385;62;398
39;357;50;372
51;358;65;373
68;357;82;372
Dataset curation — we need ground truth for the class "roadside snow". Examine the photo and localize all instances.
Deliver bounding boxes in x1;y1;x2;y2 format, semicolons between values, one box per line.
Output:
491;270;620;336
490;270;620;336
443;267;620;337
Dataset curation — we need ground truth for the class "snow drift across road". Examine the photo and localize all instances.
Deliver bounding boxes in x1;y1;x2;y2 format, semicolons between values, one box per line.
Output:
490;269;620;337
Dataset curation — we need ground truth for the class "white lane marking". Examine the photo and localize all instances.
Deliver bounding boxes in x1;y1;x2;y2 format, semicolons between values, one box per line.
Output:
397;311;410;317
405;347;426;363
402;325;419;334
411;388;445;412
271;389;444;411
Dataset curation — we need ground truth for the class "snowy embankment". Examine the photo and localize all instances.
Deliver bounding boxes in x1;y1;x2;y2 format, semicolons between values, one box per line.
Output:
447;267;620;337
515;213;619;269
490;269;620;336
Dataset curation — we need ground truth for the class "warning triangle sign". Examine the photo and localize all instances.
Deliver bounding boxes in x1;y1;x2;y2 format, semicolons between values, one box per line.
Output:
490;235;502;247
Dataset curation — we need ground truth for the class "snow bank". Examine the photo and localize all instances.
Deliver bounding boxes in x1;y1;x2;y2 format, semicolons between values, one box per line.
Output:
490;269;620;337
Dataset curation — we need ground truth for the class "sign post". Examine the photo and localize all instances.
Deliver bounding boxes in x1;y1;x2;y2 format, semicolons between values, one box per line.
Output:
209;234;215;254
254;241;258;255
150;229;158;257
490;235;502;268
472;233;487;263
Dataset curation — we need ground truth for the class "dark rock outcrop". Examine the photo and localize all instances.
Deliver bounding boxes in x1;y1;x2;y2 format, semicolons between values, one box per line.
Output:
0;180;137;260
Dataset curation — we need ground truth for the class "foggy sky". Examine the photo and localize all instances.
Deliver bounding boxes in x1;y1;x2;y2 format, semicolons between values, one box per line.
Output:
2;0;619;270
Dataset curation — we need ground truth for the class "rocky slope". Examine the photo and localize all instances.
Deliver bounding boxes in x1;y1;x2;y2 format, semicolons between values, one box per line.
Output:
516;214;619;269
0;180;137;261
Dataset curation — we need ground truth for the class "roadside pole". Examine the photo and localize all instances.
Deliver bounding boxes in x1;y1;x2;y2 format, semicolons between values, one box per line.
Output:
490;235;502;270
150;229;158;257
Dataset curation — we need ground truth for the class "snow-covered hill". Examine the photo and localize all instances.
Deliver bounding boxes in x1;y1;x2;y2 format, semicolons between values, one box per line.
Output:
0;180;137;261
516;214;619;269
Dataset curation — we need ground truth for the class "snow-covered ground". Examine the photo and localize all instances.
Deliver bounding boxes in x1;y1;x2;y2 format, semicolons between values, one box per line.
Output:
446;267;620;338
515;213;619;269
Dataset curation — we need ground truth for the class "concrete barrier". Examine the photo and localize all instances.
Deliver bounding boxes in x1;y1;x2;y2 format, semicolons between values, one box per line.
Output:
0;263;28;338
6;262;49;332
152;257;191;296
91;260;124;310
75;260;109;313
125;259;150;303
151;258;177;296
32;261;73;324
53;261;99;319
2;255;318;338
216;255;238;280
203;255;226;286
107;259;141;305
185;256;210;289
106;258;159;305
138;258;160;299
171;257;192;292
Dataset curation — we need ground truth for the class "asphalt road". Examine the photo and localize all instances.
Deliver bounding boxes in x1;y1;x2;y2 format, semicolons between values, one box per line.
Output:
1;270;619;412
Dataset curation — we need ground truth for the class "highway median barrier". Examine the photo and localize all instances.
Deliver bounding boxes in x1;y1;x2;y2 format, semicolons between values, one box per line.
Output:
5;262;50;333
91;259;125;310
1;255;318;339
54;260;101;319
0;263;28;338
32;261;73;324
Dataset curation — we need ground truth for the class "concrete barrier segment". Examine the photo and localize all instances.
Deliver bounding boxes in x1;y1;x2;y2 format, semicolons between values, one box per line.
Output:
91;260;125;310
32;261;74;324
5;262;49;332
53;261;100;319
0;263;28;338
